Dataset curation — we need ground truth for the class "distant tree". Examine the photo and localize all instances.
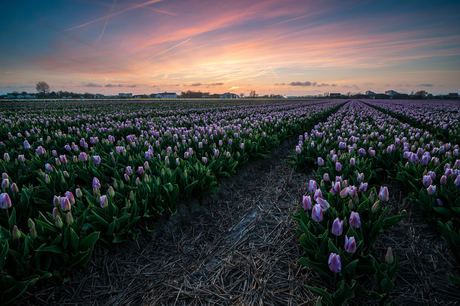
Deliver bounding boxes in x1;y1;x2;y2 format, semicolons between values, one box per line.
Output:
324;92;330;97
36;81;50;97
413;90;428;99
346;92;352;97
249;90;257;98
21;91;27;95
240;93;245;98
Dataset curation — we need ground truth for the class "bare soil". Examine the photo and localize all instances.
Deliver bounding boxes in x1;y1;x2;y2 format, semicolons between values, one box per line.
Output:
15;135;460;306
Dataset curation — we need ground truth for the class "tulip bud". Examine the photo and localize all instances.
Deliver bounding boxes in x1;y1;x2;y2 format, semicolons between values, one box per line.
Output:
311;204;323;222
65;191;75;205
55;215;63;228
92;177;101;188
335;162;342;172
52;207;58;219
323;173;330;182
359;182;368;193
332;218;343;236
314;189;323;201
422;175;432;187
436;198;443;206
13;225;21;239
317;157;324;166
129;191;135;201
60;197;71;211
455;175;460;188
30;225;37;239
340;187;349;198
108;186;115;198
348;199;354;210
28;218;35;229
44;174;51;183
349;158;355;166
1;179;9;189
328;253;341;273
385;247;394;265
76;188;83;198
372;200;380;213
344;236;356;254
66;212;74;225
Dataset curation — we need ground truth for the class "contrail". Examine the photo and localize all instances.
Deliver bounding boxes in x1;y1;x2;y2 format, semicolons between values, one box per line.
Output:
64;0;163;32
39;19;102;51
144;38;192;63
94;0;116;45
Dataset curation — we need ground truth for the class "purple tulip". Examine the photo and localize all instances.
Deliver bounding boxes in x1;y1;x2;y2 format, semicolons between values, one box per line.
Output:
79;152;88;162
23;140;31;149
92;177;101;188
378;186;389;202
349;158;355;166
316;197;330;211
65;191;75;205
335;162;342;172
436;199;443;206
340;187;349;198
332;218;343;236
428;171;436;180
317;157;324;166
357;173;364;182
440;175;447;185
331;181;341;194
344;236;356;254
302;195;312;210
358;148;366;156
323;173;330;182
100;195;108;208
0;193;12;209
93;155;101;165
138;166;144;176
126;166;133;176
60;197;71;211
308;180;317;193
359;182;368;193
422;175;432;187
202;157;208;164
311;204;323;222
454;175;460;188
427;185;436;195
328;253;342;273
310;184;321;198
349;211;361;228
45;163;53;172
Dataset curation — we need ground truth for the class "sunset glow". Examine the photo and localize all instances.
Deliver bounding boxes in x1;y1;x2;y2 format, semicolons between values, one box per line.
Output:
1;0;459;95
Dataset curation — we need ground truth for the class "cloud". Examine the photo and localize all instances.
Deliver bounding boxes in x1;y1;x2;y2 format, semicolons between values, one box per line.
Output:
191;83;202;86
364;82;375;86
104;83;137;88
290;81;312;86
83;82;102;87
418;84;434;87
209;82;224;86
126;84;137;88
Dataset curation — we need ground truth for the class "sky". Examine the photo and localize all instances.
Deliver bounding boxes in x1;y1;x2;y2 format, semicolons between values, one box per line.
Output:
1;0;460;96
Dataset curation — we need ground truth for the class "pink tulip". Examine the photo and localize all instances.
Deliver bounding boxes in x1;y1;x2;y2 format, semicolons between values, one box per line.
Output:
328;253;341;273
311;204;323;222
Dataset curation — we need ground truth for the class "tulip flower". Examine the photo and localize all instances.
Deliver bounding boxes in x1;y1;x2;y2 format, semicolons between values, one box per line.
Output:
427;185;436;195
308;180;317;193
302;195;312;210
344;236;356;254
92;177;101;188
202;157;208;164
45;163;53;172
349;158;355;166
100;195;108;208
317;197;330;211
359;182;368;193
340;187;349;198
454;175;460;188
13;225;21;239
436;199;443;207
332;218;343;236
440;175;447;185
335;162;342;171
60;197;71;211
358;148;366;156
317;157;324;166
378;186;389;202
422;175;432;187
0;193;12;209
328;253;342;273
93;156;102;165
323;173;330;182
66;212;74;225
311;204;323;222
18;155;25;163
24;140;31;149
314;189;323;201
427;171;436;180
1;178;9;189
349;211;361;228
331;181;341;194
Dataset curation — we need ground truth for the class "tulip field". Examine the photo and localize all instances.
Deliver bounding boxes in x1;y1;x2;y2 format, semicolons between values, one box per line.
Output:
0;98;459;305
0;99;346;304
288;99;460;305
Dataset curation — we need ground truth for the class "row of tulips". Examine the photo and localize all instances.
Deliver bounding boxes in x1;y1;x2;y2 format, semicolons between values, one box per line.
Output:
363;99;460;148
360;100;460;286
0;99;346;304
287;100;424;305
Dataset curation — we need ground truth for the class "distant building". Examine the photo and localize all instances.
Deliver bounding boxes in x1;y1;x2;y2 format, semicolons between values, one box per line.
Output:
118;93;133;98
220;92;239;99
365;90;376;96
329;93;341;98
385;90;398;97
6;92;37;98
448;93;459;98
155;92;177;99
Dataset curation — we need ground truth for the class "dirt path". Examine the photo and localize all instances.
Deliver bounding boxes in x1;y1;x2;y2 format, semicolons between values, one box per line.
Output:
16;133;460;306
